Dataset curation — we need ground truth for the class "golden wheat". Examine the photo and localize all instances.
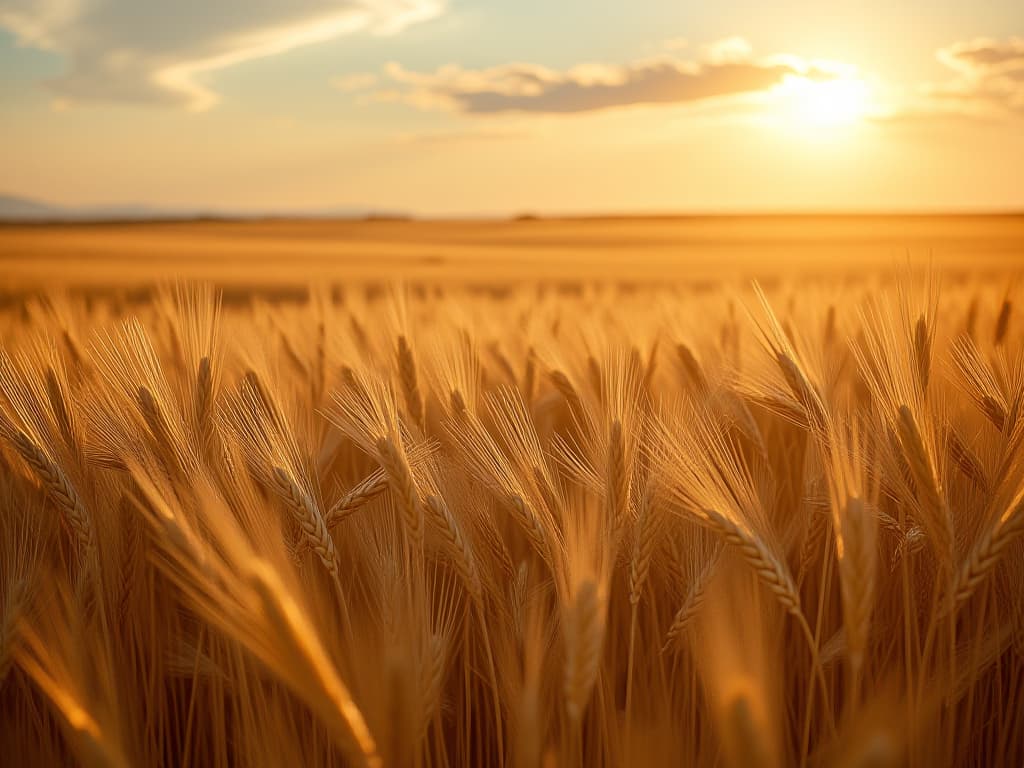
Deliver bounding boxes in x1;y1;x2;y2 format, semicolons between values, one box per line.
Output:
0;275;1020;767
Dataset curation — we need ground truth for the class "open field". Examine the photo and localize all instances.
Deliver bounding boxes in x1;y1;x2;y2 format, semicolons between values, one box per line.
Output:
1;214;1023;289
0;218;1022;766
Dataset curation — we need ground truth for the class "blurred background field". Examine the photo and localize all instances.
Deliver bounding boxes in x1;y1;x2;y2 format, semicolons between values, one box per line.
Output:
1;214;1021;295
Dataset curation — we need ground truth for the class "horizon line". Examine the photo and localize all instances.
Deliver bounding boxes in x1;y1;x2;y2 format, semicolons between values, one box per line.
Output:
2;208;1024;226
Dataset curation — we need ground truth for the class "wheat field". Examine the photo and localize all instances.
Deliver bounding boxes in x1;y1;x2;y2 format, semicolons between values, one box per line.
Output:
0;272;1021;766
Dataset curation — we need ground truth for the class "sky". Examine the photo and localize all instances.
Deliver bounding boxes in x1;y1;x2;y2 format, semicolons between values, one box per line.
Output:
0;0;1022;215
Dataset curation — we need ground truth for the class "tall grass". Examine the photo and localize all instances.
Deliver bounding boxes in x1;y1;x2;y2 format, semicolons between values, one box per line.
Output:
0;276;1021;766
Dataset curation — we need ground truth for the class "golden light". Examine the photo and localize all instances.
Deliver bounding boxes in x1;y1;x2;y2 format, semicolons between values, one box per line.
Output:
775;75;871;130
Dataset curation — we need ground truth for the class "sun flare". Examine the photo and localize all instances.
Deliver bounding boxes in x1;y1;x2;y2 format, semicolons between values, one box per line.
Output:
777;75;871;129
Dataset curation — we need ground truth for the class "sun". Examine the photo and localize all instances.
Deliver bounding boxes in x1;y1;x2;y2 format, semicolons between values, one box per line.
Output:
776;75;871;129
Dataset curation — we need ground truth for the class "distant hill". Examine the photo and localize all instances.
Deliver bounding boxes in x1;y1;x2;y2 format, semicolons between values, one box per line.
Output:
0;194;67;220
0;193;189;222
0;193;410;223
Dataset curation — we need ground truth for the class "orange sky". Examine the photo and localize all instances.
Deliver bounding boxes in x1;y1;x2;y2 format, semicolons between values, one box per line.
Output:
1;2;1022;215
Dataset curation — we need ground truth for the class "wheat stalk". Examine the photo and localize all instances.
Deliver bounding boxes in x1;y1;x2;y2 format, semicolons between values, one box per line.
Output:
245;561;380;768
0;579;28;686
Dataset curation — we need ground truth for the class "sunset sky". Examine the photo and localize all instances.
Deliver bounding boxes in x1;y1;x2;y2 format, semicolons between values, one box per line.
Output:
1;1;1022;215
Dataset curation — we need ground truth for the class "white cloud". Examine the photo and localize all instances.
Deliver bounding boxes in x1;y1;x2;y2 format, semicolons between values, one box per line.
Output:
0;0;443;110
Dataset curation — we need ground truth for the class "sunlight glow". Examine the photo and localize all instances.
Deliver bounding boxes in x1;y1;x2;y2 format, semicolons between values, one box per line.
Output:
776;75;871;129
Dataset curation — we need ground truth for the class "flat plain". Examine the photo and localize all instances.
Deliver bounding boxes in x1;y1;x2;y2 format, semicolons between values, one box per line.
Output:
2;214;1022;288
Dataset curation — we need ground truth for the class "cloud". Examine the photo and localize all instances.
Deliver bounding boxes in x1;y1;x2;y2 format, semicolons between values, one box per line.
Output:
938;37;1024;75
702;36;754;65
923;37;1024;117
865;38;1024;125
359;40;835;115
0;0;442;110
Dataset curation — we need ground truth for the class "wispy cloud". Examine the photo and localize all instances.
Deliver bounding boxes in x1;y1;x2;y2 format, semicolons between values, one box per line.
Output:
0;0;443;110
930;37;1024;115
939;37;1024;75
350;39;837;115
876;37;1024;123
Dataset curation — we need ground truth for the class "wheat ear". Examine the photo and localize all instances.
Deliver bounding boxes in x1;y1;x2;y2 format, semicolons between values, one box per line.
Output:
628;484;660;606
10;430;94;559
118;496;143;630
271;466;341;582
195;356;213;442
913;314;931;393
837;496;875;678
243;370;286;432
994;298;1012;346
550;369;585;420
417;632;445;743
607;419;629;545
947;430;989;491
523;348;537;405
951;488;1024;610
509;493;550;563
677;343;708;393
44;366;75;451
663;553;718;652
896;405;952;562
563;578;605;723
325;469;388;527
701;506;801;616
376;436;424;548
396;335;424;427
425;495;483;604
776;352;827;435
138;385;178;472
